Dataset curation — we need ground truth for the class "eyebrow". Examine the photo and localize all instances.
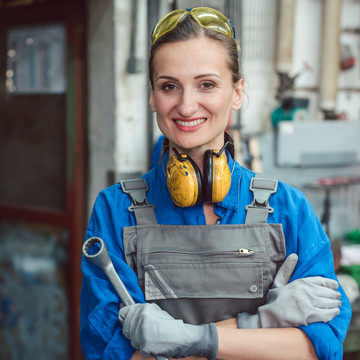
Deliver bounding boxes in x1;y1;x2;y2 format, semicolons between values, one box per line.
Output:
156;73;221;82
195;73;221;79
156;75;178;82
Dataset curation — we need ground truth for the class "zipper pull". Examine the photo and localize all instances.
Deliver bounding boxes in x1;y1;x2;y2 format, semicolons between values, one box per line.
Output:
238;248;254;255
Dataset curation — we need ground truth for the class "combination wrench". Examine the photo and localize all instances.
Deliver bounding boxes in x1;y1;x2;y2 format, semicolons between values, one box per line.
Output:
82;236;168;360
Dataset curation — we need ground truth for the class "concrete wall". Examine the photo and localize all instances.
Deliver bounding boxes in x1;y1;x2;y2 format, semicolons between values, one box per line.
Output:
114;0;148;175
87;0;148;215
87;0;116;213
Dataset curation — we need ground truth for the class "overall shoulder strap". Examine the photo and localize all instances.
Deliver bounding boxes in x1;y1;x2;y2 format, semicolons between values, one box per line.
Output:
245;173;278;224
120;178;158;225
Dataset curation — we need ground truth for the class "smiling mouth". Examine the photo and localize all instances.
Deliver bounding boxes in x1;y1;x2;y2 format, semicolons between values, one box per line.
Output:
174;118;206;127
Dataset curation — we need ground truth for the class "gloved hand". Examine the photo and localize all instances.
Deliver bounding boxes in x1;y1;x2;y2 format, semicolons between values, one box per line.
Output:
237;253;342;328
119;303;218;360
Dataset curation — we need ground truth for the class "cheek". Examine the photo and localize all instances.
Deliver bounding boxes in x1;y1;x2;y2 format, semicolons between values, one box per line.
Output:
153;94;173;115
153;96;174;131
206;95;232;114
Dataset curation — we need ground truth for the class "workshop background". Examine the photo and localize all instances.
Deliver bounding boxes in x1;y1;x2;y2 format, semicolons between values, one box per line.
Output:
0;0;360;359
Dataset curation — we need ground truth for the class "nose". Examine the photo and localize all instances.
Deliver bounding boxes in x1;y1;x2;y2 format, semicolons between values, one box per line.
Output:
177;88;198;118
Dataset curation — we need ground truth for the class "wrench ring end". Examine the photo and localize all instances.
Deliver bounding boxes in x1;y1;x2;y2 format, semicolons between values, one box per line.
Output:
83;237;104;259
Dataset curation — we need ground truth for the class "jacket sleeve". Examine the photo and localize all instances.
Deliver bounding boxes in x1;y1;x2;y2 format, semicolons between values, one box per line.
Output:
80;186;146;360
283;188;352;360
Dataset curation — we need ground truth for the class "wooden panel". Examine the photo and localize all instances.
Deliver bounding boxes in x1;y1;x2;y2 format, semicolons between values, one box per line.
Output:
0;95;66;211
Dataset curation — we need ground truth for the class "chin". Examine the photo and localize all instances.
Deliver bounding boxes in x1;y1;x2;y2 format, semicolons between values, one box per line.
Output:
168;130;225;153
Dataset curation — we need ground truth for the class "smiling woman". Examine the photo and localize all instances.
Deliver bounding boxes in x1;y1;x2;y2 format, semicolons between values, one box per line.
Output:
80;7;351;360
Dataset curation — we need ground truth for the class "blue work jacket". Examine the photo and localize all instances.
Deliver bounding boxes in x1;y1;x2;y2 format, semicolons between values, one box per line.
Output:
80;153;351;360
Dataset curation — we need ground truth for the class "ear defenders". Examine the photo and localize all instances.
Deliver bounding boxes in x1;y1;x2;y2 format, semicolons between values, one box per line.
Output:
166;133;234;207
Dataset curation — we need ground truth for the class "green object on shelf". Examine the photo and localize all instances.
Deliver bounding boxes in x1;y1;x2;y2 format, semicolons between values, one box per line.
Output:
271;97;309;128
346;229;360;244
271;107;293;128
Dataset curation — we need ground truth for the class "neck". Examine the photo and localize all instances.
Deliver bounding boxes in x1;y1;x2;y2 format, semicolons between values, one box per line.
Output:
169;146;206;176
169;146;230;177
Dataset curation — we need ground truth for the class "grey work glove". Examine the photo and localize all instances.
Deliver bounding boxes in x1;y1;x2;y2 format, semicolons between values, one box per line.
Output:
237;253;342;328
119;303;218;360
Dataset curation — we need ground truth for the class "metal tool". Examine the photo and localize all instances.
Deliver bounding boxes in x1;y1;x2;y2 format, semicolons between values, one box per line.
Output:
82;236;168;360
83;237;135;306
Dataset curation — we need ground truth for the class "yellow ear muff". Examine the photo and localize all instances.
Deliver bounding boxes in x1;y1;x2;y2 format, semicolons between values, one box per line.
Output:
166;151;202;207
211;150;232;202
203;150;231;203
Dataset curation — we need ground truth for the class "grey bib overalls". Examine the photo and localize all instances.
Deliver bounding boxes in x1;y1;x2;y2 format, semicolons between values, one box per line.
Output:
121;174;286;325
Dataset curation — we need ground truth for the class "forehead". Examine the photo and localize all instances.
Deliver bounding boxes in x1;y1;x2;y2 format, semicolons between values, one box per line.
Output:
152;37;230;78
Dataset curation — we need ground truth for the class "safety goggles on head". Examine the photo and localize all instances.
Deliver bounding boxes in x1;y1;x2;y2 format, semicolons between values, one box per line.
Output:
151;7;236;45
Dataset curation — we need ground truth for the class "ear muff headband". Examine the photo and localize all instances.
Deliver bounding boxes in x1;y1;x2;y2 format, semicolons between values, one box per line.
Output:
203;149;213;202
224;131;235;159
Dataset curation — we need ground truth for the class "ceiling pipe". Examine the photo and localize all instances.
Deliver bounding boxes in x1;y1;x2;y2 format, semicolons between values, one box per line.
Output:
275;0;296;100
276;0;296;73
319;0;342;119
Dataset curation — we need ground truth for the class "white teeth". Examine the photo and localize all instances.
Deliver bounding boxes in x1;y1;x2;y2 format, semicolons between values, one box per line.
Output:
175;118;206;127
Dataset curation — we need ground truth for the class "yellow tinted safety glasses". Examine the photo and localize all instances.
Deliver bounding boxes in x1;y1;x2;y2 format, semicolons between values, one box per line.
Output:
151;7;236;45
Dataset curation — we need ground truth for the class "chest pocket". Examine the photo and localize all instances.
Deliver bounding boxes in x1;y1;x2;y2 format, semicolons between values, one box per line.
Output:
123;223;286;325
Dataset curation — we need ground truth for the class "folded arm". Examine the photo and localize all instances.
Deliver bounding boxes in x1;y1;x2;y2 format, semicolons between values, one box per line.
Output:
129;320;317;360
217;327;318;360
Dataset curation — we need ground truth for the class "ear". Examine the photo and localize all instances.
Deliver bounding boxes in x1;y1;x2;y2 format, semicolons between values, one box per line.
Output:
149;89;156;112
231;79;244;111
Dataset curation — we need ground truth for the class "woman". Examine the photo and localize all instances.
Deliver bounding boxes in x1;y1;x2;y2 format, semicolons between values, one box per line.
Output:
80;7;351;360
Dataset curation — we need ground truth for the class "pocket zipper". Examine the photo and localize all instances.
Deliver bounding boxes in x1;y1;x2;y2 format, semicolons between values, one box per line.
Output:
148;248;255;257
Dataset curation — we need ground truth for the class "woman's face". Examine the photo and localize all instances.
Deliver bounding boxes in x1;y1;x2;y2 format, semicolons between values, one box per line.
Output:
150;37;243;154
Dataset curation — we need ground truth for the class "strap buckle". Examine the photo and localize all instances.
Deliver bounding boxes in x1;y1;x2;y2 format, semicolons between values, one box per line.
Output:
120;179;154;212
245;177;278;214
